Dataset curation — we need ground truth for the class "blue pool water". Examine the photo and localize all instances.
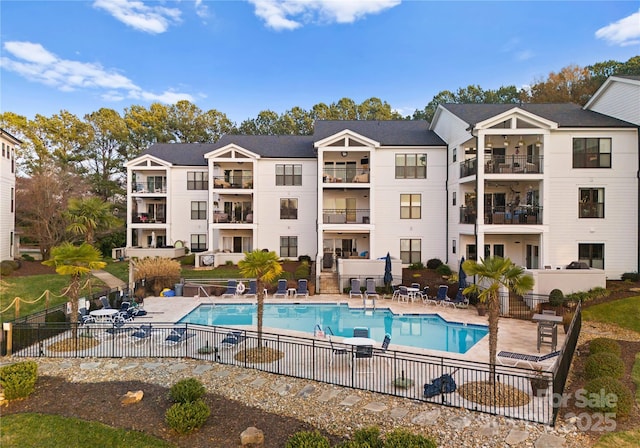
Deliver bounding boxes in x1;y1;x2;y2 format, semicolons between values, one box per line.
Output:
178;303;488;354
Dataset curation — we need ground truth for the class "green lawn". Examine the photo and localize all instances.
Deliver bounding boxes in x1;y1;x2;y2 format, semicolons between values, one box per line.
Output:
181;265;241;279
582;296;640;333
594;429;640;448
101;259;130;282
1;413;175;448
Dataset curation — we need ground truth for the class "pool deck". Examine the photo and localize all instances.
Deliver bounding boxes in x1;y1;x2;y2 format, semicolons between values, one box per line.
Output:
140;293;565;368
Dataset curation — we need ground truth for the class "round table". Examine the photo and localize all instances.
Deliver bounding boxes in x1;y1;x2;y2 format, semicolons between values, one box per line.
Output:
90;309;118;322
342;337;376;347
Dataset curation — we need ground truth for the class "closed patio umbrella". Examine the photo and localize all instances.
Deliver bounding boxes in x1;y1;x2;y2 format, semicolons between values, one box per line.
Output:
384;252;393;293
457;257;467;300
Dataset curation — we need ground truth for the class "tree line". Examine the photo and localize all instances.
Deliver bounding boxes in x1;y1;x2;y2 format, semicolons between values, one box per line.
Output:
1;57;638;259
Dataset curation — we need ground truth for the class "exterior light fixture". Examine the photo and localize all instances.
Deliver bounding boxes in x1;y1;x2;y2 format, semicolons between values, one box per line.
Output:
341;151;348;157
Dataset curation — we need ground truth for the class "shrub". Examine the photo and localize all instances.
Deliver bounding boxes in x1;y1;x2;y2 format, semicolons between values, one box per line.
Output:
285;430;331;448
548;289;564;307
298;255;312;263
165;399;210;434
0;361;38;401
225;260;235;266
426;258;443;270
21;254;35;262
294;261;310;280
133;257;181;296
180;254;195;266
565;291;588;303
583;377;634;417
584;352;625;380
0;260;15;276
589;287;610;299
435;264;452;276
169;378;206;403
408;262;425;270
589;338;622;357
384;429;437;448
621;271;640;282
352;427;383;448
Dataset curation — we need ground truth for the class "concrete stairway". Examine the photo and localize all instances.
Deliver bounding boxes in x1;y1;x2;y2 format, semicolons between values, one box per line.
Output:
318;272;341;294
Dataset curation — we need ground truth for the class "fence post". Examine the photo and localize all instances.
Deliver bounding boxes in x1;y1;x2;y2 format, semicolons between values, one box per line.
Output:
3;322;12;356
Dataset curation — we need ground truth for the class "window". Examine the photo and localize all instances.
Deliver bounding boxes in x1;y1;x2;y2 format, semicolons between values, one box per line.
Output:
276;164;302;186
400;194;421;219
400;239;421;264
187;172;208;190
395;154;427;179
280;198;298;219
280;236;298;257
579;243;604;269
191;201;207;220
452;240;456;254
1;143;4;157
452;148;457;162
10;187;14;213
493;244;504;258
573;138;611;168
190;234;207;252
579;188;604;218
452;192;456;206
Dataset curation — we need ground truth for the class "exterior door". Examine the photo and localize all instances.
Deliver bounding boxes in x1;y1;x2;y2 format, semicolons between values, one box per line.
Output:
526;244;539;269
346;198;356;223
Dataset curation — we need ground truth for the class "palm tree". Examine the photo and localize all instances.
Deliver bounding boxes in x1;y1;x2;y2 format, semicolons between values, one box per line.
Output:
463;256;534;379
65;197;121;244
238;250;283;347
42;242;106;337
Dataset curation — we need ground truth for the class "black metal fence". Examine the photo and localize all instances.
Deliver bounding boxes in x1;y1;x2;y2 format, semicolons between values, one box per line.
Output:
4;307;584;426
552;302;582;425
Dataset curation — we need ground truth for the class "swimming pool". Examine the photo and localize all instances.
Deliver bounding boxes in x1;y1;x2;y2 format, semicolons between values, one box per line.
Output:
178;303;488;354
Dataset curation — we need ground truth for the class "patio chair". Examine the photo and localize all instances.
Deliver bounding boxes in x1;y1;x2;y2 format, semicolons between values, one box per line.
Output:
349;279;363;299
217;331;247;358
397;286;410;303
164;328;195;347
130;324;152;343
442;289;466;308
244;280;258;298
78;307;96;325
374;333;391;354
100;320;132;339
364;279;379;300
273;279;288;298
328;335;349;365
295;279;309;299
497;350;561;369
432;285;449;306
221;280;237;298
99;296;111;309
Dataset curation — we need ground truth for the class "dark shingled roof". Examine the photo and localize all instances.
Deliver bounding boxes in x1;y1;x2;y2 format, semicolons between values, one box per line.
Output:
441;103;636;128
313;120;445;146
142;143;212;166
209;134;317;158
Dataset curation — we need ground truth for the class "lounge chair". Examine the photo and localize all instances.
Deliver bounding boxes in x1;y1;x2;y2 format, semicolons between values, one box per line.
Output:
130;324;152;343
497;350;561;369
349;279;363;299
221;280;237;298
430;285;449;306
164;328;195;347
442;289;468;308
295;279;309;299
364;279;379;301
244;280;258;298
100;320;132;339
353;326;369;338
218;331;247;349
328;335;349;365
273;279;288;298
78;307;96;325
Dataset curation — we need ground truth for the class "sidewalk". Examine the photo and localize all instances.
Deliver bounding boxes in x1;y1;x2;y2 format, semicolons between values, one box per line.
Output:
91;270;127;290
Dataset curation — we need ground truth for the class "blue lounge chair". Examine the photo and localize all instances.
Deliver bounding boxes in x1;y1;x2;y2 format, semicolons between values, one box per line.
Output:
428;285;448;306
244;280;258;298
295;279;309;299
221;280;237;298
273;279;288;298
130;324;152;343
364;279;379;300
349;279;363;299
99;296;111;309
164;328;195;347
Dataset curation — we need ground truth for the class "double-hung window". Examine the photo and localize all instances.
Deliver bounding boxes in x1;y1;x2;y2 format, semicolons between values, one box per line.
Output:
572;138;611;168
395;154;427;179
578;243;604;269
187;172;208;190
400;194;421;219
280;198;298;219
400;239;421;264
276;164;302;186
191;234;207;252
280;236;298;257
191;201;207;220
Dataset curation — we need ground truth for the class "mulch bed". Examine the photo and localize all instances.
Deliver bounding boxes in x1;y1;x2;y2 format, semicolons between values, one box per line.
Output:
3;376;345;448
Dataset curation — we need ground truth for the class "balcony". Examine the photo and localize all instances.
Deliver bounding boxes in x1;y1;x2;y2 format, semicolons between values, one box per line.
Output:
322;208;371;224
323;167;370;184
459;206;477;224
213;174;253;189
132;182;167;194
485;206;543;225
132;213;166;224
460;159;477;178
484;155;544;174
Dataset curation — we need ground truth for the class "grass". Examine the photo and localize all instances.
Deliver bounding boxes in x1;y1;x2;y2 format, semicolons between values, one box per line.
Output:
181;265;241;279
0;413;175;448
632;353;640;402
581;296;640;333
101;259;130;282
594;429;640;448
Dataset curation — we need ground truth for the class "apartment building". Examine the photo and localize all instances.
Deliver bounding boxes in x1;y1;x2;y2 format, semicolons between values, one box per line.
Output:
125;81;639;283
0;129;18;262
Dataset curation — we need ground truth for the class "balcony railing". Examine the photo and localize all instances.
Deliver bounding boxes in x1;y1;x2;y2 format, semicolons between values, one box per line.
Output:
323;167;370;184
484;155;544;174
132;182;167;193
322;208;371;224
132;214;166;224
213;175;253;189
485;206;542;225
459;206;477;224
460;158;477;178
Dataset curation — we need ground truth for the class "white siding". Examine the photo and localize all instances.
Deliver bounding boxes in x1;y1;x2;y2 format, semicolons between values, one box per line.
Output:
588;79;640;126
0;134;16;261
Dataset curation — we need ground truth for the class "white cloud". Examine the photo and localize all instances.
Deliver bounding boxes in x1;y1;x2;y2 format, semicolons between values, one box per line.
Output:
248;0;401;31
93;0;181;34
595;10;640;47
0;41;194;105
194;0;209;19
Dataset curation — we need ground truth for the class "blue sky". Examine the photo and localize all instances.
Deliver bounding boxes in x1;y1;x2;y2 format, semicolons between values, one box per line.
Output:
1;1;639;124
